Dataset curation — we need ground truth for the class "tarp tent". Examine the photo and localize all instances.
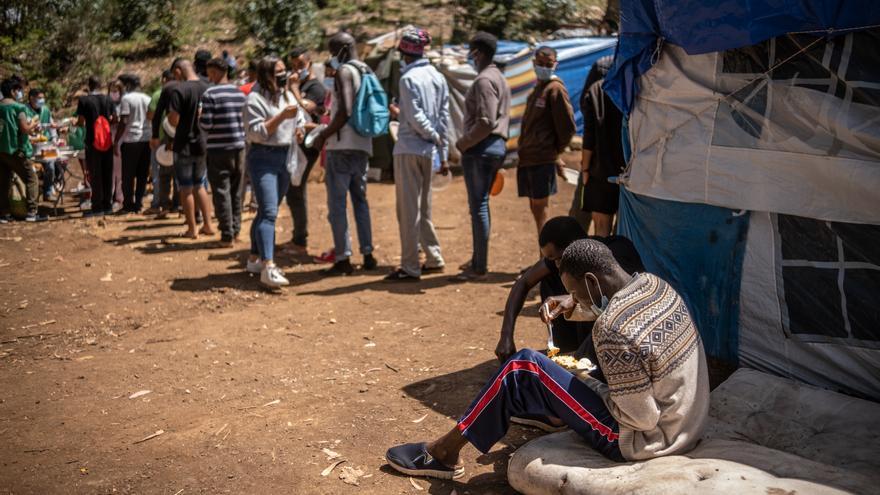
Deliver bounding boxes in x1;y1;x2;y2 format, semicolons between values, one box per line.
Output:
435;37;616;161
612;0;880;400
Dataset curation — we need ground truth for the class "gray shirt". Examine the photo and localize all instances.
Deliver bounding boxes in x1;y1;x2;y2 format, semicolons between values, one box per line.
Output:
243;85;305;146
458;64;511;152
327;62;373;156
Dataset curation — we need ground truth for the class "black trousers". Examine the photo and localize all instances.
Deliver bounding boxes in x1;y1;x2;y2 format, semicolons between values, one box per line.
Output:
284;147;319;246
121;141;151;212
206;149;245;241
85;146;114;212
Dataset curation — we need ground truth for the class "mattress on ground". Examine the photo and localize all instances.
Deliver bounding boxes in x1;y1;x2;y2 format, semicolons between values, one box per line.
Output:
508;368;880;494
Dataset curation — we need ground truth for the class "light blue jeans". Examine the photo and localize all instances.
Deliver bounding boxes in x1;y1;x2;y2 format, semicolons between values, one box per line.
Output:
247;144;290;261
325;150;373;260
462;151;504;274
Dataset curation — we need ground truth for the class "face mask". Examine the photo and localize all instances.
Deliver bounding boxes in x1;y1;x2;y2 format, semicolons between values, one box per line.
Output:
329;56;341;70
14;90;23;101
584;273;609;318
299;68;309;81
323;78;334;91
34;98;45;109
534;66;554;81
466;57;477;71
276;72;289;89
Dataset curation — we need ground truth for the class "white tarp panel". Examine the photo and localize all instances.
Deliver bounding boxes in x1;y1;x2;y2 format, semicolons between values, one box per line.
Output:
739;212;880;400
624;35;880;225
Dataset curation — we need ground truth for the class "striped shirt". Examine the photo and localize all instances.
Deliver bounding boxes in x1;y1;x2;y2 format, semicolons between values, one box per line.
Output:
198;84;246;151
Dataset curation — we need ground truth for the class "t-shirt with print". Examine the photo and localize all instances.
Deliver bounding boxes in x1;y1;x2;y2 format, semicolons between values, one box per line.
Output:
168;80;209;155
76;93;115;149
0;102;29;156
119;91;152;143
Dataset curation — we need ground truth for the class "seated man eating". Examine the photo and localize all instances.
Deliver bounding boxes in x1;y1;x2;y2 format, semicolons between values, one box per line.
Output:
386;239;709;479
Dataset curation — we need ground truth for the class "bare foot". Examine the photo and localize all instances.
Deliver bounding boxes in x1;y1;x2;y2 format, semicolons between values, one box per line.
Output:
199;227;216;236
179;230;198;240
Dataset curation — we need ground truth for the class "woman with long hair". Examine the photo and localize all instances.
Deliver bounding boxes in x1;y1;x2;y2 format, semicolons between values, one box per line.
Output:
242;56;307;288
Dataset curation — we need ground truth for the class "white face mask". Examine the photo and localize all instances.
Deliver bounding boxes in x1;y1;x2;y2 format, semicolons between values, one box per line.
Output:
14;89;23;101
585;273;609;318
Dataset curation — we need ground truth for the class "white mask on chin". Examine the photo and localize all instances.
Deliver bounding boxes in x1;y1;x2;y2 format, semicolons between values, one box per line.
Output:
585;273;609;317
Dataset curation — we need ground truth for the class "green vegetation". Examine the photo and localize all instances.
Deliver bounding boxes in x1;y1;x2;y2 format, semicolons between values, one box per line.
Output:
454;0;580;41
235;0;321;56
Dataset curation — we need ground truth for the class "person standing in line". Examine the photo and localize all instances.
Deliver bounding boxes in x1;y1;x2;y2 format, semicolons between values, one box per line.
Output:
0;78;42;223
25;88;59;201
451;31;511;281
114;74;152;214
312;32;378;276
76;76;116;216
108;79;125;209
242;56;307;288
283;47;326;256
166;58;215;239
384;28;449;282
200;57;247;246
580;55;625;237
147;69;175;216
516;46;576;241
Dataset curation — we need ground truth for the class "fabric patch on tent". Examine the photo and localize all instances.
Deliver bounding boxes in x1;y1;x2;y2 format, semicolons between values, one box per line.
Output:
618;188;749;363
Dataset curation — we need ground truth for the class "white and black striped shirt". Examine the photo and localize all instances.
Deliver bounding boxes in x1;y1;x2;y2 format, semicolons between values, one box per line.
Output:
198;84;246;151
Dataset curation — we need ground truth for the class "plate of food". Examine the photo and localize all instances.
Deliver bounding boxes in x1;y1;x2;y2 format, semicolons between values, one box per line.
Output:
550;354;595;371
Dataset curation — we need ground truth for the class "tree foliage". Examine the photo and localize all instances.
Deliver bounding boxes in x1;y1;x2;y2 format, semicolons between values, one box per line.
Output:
453;0;578;41
236;0;322;56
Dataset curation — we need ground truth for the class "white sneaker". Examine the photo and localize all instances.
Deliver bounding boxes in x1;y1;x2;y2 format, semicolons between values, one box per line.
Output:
246;258;264;274
260;264;289;288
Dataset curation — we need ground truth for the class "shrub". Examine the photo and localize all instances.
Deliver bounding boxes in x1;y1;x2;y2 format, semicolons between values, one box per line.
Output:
236;0;321;56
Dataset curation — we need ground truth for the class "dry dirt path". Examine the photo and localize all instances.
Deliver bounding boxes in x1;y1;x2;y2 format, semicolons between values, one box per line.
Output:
0;169;580;494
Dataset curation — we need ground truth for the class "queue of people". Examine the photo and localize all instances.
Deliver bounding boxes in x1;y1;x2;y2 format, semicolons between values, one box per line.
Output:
0;28;627;290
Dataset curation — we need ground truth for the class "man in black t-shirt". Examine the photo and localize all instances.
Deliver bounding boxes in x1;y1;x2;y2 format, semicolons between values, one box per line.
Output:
495;216;644;367
283;47;327;255
76;76;116;215
167;58;214;239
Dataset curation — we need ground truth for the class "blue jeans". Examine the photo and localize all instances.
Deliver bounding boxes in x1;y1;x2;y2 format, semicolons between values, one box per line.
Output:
325;150;373;260
462;151;504;273
247;144;290;261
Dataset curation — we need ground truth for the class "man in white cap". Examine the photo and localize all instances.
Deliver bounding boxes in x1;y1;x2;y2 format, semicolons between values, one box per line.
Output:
385;28;450;281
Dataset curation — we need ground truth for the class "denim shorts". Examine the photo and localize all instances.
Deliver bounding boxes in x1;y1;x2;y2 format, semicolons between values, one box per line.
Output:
173;152;207;188
517;163;558;199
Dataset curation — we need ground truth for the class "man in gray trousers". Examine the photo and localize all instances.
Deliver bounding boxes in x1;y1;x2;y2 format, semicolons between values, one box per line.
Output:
384;28;449;281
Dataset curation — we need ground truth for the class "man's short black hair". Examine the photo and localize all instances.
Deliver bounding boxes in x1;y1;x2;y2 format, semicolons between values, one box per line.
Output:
535;45;557;59
470;31;498;59
206;57;228;72
0;79;16;98
170;57;186;72
559;239;620;278
87;75;102;91
28;88;44;99
119;73;140;91
194;49;212;66
539;216;587;251
289;46;308;59
161;69;173;81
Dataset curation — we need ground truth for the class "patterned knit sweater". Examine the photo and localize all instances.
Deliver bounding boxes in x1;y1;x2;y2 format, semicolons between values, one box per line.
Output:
584;272;710;460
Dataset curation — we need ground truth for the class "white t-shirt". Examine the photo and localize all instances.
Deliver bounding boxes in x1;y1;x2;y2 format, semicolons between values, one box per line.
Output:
119;91;152;143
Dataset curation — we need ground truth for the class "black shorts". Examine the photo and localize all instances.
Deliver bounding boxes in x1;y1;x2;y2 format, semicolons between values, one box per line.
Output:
517;163;557;199
582;175;620;214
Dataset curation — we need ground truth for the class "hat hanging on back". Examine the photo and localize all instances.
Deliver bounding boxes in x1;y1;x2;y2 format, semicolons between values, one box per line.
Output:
398;28;432;57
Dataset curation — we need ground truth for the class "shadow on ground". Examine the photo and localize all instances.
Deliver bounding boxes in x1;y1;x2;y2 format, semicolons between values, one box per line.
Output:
298;271;519;296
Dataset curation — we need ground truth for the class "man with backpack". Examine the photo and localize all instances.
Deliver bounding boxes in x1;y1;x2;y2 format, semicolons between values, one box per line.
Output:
313;31;387;276
517;46;576;241
76;76;116;215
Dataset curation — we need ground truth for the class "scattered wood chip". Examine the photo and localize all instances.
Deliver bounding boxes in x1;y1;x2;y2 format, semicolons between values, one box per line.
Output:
339;465;365;486
128;390;151;399
214;423;228;436
322;448;341;460
412;414;428;424
321;459;345;476
75;355;94;361
262;399;280;407
409;477;424;491
133;429;164;444
100;272;113;282
384;363;399;373
365;367;382;372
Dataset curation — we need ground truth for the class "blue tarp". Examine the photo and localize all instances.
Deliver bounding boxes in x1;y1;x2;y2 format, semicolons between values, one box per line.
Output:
618;188;750;363
605;0;880;114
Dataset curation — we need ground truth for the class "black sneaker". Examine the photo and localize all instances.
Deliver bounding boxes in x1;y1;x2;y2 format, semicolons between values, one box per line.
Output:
384;268;420;282
322;259;354;276
0;214;12;224
385;442;464;480
363;253;378;270
25;213;48;223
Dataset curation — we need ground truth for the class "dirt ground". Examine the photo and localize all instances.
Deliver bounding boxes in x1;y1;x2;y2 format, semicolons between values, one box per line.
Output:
0;161;586;494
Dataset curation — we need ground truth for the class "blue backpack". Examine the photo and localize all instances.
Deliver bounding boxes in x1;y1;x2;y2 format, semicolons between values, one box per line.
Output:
346;62;390;138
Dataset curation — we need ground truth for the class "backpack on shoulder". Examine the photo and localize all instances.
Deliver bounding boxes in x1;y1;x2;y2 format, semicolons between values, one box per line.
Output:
345;62;390;138
92;115;112;152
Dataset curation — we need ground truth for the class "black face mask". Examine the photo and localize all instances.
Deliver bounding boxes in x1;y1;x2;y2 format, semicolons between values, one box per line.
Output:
275;72;289;89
